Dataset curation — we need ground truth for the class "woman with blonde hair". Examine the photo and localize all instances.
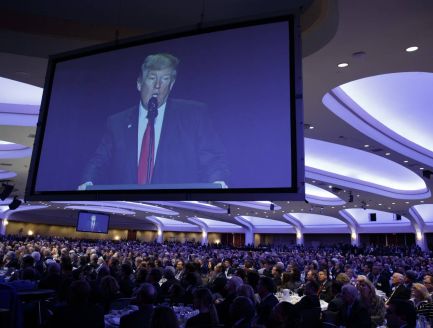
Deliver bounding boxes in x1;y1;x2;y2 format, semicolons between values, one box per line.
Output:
411;283;433;320
356;275;386;327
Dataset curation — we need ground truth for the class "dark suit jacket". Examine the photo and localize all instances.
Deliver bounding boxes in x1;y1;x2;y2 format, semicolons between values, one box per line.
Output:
119;305;154;328
256;293;279;326
337;299;371;328
387;284;411;302
83;99;229;185
367;272;391;295
318;280;333;303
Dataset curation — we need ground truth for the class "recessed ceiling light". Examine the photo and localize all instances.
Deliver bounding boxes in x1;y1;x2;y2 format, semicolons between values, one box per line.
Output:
405;201;410;204
404;160;409;163
309;126;314;130
364;144;370;148
420;200;424;203
378;203;382;206
312;180;316;183
328;185;333;189
331;206;335;209
392;202;396;205
338;63;349;68
405;46;418;52
385;152;391;156
420;167;424;170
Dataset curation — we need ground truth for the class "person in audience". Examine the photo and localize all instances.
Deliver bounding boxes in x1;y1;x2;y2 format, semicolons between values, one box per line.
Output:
38;262;62;292
175;259;185;281
271;264;283;288
367;262;391;295
216;275;243;327
294;280;321;328
150;305;179;328
119;262;135;297
338;284;371;328
160;266;177;301
411;282;433;320
186;287;219;328
98;275;122;313
386;299;417;328
237;284;259;305
47;280;105;328
229;296;256;328
387;272;411;303
405;270;418;289
423;274;433;296
120;283;156;328
317;269;333;303
268;301;300;328
255;276;278;327
356;275;386;327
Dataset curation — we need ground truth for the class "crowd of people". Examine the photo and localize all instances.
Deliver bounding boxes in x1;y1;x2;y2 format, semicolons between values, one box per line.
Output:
1;234;433;328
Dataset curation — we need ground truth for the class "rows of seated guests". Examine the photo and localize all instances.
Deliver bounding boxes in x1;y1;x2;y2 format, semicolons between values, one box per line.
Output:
1;235;433;328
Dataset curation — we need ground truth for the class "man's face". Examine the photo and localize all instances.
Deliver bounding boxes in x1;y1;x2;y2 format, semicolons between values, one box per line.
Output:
318;271;327;282
423;275;433;292
176;261;183;271
391;274;400;285
137;68;175;109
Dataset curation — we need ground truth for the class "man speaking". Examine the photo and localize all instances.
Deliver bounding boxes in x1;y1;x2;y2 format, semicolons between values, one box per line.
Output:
79;53;229;190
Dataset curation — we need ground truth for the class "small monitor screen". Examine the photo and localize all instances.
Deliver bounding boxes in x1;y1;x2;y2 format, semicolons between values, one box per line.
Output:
76;211;110;234
27;16;304;201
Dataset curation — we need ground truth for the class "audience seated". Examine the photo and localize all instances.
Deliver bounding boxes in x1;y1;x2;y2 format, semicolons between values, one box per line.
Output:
46;279;104;328
120;282;156;328
1;234;433;328
355;275;386;327
255;276;278;327
229;296;256;328
387;272;411;303
150;305;179;328
411;282;433;321
337;284;371;328
386;299;417;328
186;287;219;328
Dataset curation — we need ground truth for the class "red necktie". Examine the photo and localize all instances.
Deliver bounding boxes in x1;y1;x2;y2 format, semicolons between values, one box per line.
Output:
138;97;158;184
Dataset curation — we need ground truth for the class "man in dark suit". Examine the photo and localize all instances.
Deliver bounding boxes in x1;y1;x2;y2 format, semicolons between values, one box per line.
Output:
120;283;156;328
79;53;229;189
255;276;279;327
386;272;411;304
317;269;333;303
337;284;371;328
367;262;391;295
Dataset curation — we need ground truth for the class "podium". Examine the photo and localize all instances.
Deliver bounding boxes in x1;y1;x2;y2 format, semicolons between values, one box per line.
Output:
86;183;223;190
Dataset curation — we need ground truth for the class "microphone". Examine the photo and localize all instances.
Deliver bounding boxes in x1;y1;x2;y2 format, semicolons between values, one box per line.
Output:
147;96;158;120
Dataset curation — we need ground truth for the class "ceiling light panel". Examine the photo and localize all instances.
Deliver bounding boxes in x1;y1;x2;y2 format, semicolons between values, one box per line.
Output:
323;72;433;166
305;138;430;199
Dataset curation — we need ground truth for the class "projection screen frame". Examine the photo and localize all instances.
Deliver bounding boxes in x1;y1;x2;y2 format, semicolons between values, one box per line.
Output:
26;14;305;202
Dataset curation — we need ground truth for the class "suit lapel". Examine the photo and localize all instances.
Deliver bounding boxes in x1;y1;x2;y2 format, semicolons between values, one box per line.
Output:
124;106;139;183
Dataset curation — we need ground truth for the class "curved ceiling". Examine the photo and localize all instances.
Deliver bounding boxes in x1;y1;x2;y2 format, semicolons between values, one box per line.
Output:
305;138;430;199
305;183;345;206
411;204;433;224
0;77;41;126
323;72;433;167
289;213;346;227
341;208;410;226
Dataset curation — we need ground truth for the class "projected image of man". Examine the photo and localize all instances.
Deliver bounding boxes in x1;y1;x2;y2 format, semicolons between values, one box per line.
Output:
79;53;229;189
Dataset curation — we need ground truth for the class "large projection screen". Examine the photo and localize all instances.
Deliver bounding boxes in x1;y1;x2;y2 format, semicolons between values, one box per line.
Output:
26;16;304;201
